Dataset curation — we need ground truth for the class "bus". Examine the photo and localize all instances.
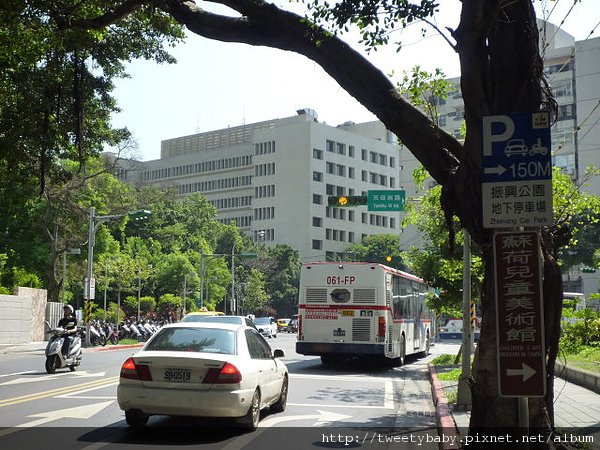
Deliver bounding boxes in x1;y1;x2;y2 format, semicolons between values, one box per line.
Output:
296;262;435;365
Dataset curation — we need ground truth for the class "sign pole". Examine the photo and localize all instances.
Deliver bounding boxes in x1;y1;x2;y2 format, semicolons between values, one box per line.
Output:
456;229;472;409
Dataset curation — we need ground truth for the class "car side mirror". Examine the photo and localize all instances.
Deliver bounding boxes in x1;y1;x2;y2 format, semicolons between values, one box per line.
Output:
273;349;284;358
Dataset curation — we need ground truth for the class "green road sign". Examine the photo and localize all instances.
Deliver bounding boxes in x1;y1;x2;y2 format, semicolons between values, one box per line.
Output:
239;252;258;259
367;190;405;211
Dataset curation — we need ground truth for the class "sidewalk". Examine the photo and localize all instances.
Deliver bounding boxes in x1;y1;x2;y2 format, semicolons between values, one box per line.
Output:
429;361;600;448
0;341;143;355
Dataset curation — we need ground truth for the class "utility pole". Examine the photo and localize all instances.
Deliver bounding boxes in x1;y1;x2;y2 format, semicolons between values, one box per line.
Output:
456;229;473;409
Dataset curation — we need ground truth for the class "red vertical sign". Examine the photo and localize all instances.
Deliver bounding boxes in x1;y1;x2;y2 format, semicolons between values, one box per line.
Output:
494;230;546;397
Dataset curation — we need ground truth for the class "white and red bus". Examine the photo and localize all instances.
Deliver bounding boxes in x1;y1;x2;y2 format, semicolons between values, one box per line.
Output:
296;262;435;365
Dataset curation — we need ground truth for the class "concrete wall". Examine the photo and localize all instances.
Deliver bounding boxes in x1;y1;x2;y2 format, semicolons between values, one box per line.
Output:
0;288;47;344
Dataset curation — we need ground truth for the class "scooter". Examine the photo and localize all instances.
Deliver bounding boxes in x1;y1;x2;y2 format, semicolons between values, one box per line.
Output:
44;321;83;374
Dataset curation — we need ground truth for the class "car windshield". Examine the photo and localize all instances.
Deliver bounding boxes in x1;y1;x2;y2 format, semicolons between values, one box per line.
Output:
146;327;235;354
253;317;271;325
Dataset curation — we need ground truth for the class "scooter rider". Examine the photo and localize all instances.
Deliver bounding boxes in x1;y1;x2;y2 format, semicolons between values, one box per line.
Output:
57;305;78;357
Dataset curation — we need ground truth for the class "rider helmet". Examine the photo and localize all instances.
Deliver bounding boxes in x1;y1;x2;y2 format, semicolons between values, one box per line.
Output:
63;304;74;314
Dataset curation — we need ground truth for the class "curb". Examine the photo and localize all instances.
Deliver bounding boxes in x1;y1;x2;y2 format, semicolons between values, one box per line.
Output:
94;343;144;351
428;363;462;450
555;362;600;394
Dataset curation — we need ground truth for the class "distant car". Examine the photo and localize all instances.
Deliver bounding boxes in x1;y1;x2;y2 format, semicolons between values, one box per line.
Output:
504;139;529;157
287;318;298;334
117;322;288;430
181;308;224;322
181;314;258;330
253;317;277;338
277;318;291;333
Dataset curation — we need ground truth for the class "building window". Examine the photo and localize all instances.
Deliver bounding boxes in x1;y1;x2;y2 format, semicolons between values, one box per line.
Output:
349;210;355;222
362;213;368;224
370;172;378;184
390;157;395;168
313;171;323;182
326;229;332;239
379;154;387;166
326;162;335;174
349;146;355;158
557;104;575;120
312;240;323;250
336;186;345;196
313;148;323;159
370;151;377;163
348;167;355;179
326;140;335;153
362;149;368;160
336;164;345;177
326;184;335;195
362;170;368;182
313;217;323;227
390;218;396;228
313;194;322;204
349;232;355;243
390;177;396;188
336;142;346;155
552;80;573;97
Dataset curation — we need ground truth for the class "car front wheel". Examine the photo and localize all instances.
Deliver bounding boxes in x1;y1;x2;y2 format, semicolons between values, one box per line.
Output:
271;376;288;413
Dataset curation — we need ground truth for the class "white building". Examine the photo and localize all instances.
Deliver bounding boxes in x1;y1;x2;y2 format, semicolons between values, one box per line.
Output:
115;109;404;263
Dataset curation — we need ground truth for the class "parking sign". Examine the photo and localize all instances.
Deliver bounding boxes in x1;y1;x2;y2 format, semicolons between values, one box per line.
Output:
481;112;553;228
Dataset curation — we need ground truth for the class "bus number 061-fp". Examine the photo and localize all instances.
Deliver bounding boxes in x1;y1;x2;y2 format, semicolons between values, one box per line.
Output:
326;276;356;285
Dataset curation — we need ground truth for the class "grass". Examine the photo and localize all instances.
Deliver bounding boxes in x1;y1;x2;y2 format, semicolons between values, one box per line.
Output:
562;346;600;373
431;354;457;366
436;368;462;381
116;338;140;345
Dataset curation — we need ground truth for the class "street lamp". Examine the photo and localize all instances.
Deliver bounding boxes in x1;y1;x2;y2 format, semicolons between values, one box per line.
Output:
84;206;151;345
137;264;152;322
199;251;257;314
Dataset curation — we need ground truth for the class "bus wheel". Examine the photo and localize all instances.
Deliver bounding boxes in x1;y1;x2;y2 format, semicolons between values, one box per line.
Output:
420;332;430;357
392;336;406;367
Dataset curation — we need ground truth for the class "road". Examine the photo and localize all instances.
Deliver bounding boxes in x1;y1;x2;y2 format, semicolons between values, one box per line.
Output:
0;334;457;449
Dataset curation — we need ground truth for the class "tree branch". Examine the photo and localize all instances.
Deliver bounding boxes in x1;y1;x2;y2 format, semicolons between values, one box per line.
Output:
164;0;463;185
64;0;150;29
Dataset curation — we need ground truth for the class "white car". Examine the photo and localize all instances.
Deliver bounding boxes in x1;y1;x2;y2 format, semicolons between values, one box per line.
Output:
117;322;288;430
253;317;277;338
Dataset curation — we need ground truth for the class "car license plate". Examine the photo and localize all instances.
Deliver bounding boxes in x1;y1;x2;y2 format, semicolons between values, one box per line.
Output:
164;368;191;382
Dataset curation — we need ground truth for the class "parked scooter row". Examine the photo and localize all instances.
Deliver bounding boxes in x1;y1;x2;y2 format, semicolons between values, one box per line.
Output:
119;320;163;342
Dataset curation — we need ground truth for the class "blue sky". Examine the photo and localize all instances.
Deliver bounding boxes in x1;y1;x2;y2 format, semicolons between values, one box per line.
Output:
111;0;600;162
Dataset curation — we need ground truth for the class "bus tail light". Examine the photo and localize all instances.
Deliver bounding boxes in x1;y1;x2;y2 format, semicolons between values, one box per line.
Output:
298;315;303;339
378;316;386;338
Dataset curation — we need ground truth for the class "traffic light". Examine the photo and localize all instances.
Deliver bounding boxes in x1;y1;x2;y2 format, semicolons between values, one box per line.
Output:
327;195;368;207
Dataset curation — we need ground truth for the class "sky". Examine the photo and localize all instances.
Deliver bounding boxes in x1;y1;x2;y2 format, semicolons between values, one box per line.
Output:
111;0;600;162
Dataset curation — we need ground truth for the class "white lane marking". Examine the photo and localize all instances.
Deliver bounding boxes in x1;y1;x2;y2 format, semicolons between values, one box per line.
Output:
0;370;37;379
